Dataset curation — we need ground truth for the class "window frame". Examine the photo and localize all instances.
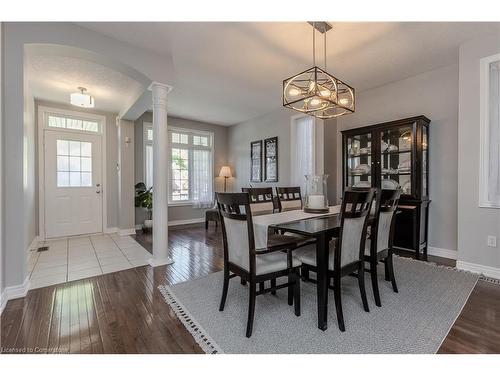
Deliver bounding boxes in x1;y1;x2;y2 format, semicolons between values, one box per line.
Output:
479;53;500;208
143;123;214;206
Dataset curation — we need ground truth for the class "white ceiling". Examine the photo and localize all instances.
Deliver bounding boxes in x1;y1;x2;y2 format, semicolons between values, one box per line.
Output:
26;53;144;114
43;22;500;125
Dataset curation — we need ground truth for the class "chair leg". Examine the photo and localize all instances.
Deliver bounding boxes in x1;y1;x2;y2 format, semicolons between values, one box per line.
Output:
287;272;293;306
205;220;209;230
387;252;398;293
370;259;382;307
301;264;309;281
270;278;276;295
333;272;345;332
358;263;370;312
246;282;256;338
259;282;265;293
293;269;301;316
384;260;390;281
219;267;230;311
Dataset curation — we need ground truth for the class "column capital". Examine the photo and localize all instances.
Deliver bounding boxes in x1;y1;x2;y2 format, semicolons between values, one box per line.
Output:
148;81;173;94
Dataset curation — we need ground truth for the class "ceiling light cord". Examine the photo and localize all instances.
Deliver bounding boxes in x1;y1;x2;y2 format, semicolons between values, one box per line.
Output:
312;22;316;67
324;31;327;71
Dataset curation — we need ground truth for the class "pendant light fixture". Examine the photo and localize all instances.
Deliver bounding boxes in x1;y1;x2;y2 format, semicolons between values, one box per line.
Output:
283;22;355;119
70;87;95;108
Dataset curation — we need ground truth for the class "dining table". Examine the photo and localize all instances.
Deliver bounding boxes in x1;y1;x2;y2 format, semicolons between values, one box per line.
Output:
252;206;342;331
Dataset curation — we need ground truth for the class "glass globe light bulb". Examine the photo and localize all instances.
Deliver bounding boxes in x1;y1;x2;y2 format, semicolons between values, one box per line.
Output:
288;88;300;96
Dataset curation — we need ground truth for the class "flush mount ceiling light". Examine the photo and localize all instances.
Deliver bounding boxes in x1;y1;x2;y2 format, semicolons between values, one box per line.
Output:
283;22;355;119
70;87;95;108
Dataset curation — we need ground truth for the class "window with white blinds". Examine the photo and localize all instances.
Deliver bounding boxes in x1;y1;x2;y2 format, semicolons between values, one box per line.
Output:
143;124;214;206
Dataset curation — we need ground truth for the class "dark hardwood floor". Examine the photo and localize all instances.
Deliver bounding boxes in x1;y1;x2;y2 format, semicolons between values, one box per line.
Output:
1;223;499;354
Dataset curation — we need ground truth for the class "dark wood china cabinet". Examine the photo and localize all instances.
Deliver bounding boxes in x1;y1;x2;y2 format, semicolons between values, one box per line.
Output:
341;116;430;260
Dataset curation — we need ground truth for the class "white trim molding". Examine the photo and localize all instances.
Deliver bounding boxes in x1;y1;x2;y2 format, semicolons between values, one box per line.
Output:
135;218;205;230
0;276;30;314
169;218;205;226
427;247;458;260
104;227;118;234
118;228;137;236
479;53;500;208
457;260;500;280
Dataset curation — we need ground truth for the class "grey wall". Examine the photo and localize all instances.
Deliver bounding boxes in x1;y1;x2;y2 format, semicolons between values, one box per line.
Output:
134;112;229;225
1;21;4;301
2;22;175;291
35;100;120;232
457;32;500;271
227;108;338;200
337;64;459;253
228;108;293;192
118;119;135;231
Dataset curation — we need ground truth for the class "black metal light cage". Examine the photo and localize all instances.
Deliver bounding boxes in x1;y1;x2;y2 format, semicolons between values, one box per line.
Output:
283;66;355;119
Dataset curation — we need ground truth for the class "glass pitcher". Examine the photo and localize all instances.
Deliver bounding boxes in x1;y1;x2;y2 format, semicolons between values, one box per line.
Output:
304;174;329;213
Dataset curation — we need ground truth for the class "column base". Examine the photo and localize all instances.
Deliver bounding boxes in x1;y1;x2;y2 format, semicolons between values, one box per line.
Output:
148;257;174;267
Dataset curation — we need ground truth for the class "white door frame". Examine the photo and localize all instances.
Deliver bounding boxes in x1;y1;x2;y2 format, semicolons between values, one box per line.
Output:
38;105;107;240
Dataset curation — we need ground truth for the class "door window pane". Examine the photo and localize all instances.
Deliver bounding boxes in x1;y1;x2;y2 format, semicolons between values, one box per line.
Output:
57;172;70;187
48;115;99;133
56;140;92;187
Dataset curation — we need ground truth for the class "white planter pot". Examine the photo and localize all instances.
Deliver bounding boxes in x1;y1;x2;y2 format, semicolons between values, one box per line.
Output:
144;219;153;228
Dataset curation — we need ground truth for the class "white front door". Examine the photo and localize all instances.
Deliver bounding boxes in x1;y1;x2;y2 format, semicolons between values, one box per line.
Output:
44;130;103;238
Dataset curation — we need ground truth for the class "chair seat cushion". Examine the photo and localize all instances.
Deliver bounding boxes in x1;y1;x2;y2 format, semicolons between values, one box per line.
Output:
255;251;301;275
293;242;336;271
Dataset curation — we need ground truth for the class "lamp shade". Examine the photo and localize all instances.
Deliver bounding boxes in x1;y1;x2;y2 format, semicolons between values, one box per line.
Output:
219;166;232;178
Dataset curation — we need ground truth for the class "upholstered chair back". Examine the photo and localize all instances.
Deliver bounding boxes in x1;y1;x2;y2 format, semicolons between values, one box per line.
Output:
217;192;255;273
374;189;401;253
276;187;302;212
242;187;275;216
338;189;375;267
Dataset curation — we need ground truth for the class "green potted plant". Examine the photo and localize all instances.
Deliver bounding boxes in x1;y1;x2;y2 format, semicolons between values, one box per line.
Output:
135;182;153;230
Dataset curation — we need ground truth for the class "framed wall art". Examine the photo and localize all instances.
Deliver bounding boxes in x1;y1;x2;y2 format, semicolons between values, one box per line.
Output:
264;136;278;182
250;140;263;182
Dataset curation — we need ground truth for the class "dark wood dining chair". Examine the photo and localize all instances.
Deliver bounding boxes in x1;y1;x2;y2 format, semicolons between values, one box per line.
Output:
276;186;302;212
364;188;401;307
293;188;376;331
216;192;302;337
241;187;275;216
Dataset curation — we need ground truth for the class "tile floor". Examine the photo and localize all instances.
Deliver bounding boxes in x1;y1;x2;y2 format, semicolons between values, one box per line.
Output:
28;233;152;290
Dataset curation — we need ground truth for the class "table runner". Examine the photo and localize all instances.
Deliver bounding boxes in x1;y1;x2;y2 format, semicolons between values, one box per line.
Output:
252;205;341;249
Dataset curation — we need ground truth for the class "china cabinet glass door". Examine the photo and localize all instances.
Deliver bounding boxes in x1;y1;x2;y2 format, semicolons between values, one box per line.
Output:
422;125;429;197
346;132;373;188
379;125;413;194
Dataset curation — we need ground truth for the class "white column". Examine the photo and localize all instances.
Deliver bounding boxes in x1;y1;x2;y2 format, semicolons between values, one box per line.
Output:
149;82;173;267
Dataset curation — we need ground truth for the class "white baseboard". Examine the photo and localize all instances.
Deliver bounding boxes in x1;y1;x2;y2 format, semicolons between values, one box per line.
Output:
0;276;30;315
456;260;500;279
169;218;205;226
118;228;136;236
134;218;205;229
28;236;40;252
427;247;457;260
104;227;118;234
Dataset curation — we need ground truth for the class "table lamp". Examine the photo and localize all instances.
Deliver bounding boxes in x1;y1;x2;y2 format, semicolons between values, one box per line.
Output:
219;166;232;192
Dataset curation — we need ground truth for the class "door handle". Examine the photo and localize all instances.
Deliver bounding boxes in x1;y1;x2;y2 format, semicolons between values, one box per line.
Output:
96;190;101;194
